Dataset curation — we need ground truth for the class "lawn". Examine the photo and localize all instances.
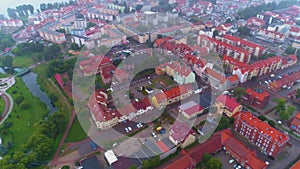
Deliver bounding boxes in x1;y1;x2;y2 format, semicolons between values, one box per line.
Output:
4;78;48;152
0;73;8;78
12;54;34;68
0;97;5;117
65;117;87;143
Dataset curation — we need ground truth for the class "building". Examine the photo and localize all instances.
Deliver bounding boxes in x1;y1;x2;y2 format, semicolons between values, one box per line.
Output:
242;88;270;109
290;158;300;169
79;55;113;76
222;34;265;58
0;19;23;29
215;94;242;117
256;29;285;43
156;61;196;85
37;22;66;44
169;121;196;148
160;129;266;169
223;55;283;83
178;101;204;120
104;150;118;165
151;84;194;109
198;34;251;63
290;113;300;134
234;112;289;157
269;69;300;91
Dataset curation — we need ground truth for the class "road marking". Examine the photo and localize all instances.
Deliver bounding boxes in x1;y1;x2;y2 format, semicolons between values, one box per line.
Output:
140;149;148;158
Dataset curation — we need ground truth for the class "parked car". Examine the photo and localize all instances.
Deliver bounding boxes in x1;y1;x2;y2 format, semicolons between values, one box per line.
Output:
229;159;234;164
91;142;97;151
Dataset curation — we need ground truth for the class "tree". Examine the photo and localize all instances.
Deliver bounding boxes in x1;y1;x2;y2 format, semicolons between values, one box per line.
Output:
275;98;286;113
129;165;137;169
279;105;295;121
205;158;222;169
86;22;97;29
296;89;300;99
28;4;34;14
136;5;143;11
233;87;246;101
258;115;267;121
268;120;276;128
7;8;18;19
213;30;219;38
285;46;296;55
26;133;54;160
238;26;251;36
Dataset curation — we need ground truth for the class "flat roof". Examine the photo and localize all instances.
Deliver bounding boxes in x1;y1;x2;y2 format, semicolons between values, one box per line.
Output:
104;150;118;165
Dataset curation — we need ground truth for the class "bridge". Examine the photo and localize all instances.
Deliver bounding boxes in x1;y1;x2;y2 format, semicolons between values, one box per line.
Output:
15;67;32;77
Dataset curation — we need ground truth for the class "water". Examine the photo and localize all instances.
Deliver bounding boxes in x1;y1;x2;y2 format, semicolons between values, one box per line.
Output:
0;67;6;74
0;0;66;16
21;72;57;114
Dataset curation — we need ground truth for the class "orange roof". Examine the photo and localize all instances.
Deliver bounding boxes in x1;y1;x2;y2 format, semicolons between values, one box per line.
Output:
290;159;300;169
216;94;241;111
238;112;289;144
154;84;193;103
228;74;239;83
245;88;270;102
163;155;195;169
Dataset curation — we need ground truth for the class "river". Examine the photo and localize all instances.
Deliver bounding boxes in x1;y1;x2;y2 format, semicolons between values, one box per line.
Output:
0;0;66;16
21;72;57;114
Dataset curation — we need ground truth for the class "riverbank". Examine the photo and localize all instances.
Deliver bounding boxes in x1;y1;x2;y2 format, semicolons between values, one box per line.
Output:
3;77;49;152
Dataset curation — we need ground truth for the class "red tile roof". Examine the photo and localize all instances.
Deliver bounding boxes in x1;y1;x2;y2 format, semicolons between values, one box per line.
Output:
245;88;270;102
216;95;241;111
163;155;196;169
170;121;192;142
237;112;289;145
154;84;193;103
290;158;300;169
183;104;204;115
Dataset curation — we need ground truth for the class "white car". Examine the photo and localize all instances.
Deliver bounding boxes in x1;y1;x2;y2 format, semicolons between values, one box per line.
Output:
277;120;282;124
229;159;234;164
125;128;129;133
152;132;157;138
128;127;132;131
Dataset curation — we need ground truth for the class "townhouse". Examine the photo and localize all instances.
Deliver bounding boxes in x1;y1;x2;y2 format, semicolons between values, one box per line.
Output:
88;89;153;130
155;61;196;85
178;101;204;120
256;29;285;43
242;88;270;109
160;129;267;169
234;112;289;157
269;69;300;91
222;34;265;58
169;121;196;148
38;22;67;44
151;84;194;109
0;19;23;29
290;113;300;134
215;94;242;117
198;34;251;63
223;55;284;83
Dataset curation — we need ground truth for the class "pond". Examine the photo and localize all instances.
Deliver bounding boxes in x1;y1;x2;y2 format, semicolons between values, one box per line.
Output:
21;72;57;114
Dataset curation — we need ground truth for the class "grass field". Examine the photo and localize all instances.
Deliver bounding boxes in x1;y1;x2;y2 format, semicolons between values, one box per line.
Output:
65;117;87;143
12;54;34;68
5;78;48;152
0;73;8;78
0;97;5;117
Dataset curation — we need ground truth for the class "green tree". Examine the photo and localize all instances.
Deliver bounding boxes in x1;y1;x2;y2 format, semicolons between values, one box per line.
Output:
268;120;276;128
26;133;54;160
7;8;18;19
238;26;251;36
87;22;97;29
213;30;219;38
275;98;286;113
205;157;222;169
279;105;296;121
258;115;267;121
233;87;246;101
285;46;296;55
